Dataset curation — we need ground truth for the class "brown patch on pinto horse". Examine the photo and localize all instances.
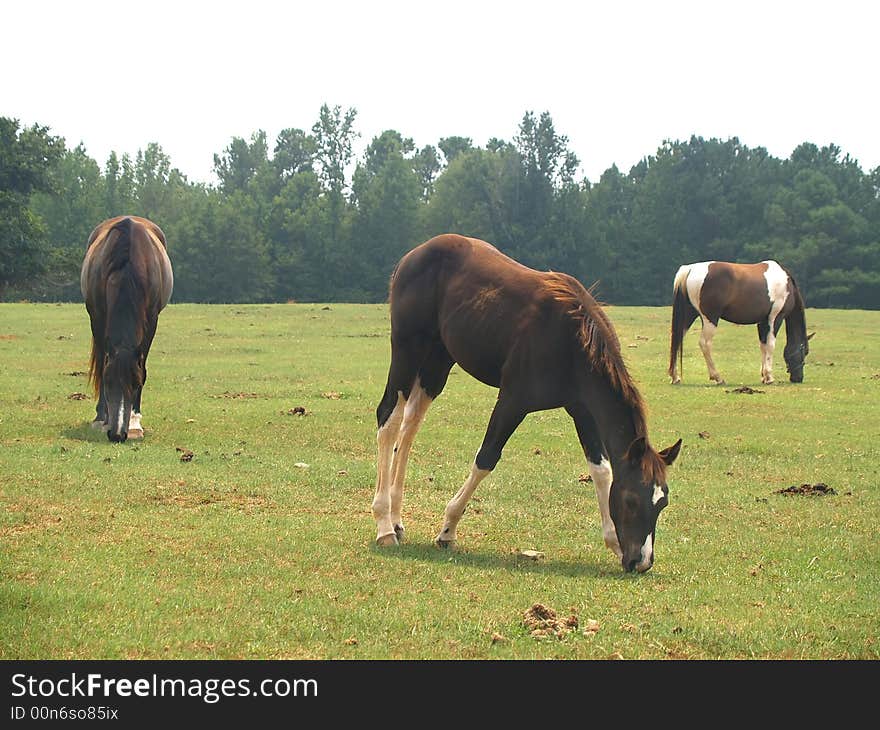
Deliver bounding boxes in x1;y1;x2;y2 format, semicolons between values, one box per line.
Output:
669;260;809;384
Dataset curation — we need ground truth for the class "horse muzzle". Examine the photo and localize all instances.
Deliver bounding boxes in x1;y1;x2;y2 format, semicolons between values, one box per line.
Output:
622;546;654;573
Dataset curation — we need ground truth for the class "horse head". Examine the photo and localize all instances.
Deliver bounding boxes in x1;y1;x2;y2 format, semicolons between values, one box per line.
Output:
102;345;144;442
609;437;682;573
784;331;814;383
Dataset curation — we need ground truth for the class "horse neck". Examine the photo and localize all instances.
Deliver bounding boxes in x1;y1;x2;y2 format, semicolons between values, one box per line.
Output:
579;372;646;466
783;296;807;348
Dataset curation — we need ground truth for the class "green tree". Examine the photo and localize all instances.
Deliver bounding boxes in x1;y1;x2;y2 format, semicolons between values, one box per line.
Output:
213;131;270;194
104;151;136;215
412;145;440;202
350;130;424;298
0;118;65;298
29;143;105;300
438;136;473;164
169;189;274;303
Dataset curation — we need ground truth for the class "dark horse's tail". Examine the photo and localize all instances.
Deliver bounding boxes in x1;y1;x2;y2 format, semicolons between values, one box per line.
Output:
89;217;143;398
668;265;699;380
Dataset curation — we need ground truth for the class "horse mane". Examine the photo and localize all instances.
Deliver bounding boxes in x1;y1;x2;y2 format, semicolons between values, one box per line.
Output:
780;265;808;345
88;217;146;399
541;273;666;482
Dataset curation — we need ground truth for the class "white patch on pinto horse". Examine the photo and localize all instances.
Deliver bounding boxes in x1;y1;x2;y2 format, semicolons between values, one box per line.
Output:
589;457;621;558
684;261;715;318
761;261;789;384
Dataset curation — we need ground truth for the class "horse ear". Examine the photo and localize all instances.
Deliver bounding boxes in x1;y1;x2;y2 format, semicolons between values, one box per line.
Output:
659;438;683;466
807;332;815;341
626;436;649;463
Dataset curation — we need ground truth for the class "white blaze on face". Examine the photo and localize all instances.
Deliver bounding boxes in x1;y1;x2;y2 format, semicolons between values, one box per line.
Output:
684;261;715;317
652;483;665;506
116;399;126;438
762;261;789;328
636;533;654;573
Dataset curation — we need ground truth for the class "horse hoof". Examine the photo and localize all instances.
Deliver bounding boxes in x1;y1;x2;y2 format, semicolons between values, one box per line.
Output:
671;378;681;385
376;533;399;547
715;379;726;386
127;428;144;440
393;524;405;541
435;538;455;549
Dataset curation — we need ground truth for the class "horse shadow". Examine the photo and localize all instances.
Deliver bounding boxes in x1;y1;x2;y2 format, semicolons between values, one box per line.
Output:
372;540;639;581
61;422;109;443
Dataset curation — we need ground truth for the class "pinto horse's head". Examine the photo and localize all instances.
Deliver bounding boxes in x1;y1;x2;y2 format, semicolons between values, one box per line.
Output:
102;346;144;442
609;437;682;573
784;332;814;383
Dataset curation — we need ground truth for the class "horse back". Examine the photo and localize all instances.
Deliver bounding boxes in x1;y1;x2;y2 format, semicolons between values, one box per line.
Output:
81;216;173;312
699;261;780;325
390;235;582;396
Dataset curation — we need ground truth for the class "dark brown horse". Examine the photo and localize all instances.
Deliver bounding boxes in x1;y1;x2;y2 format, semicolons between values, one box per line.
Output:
668;260;811;385
373;234;682;573
81;216;173;442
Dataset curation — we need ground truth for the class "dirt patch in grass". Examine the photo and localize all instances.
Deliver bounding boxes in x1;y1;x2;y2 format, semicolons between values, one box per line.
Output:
775;483;835;496
523;603;578;639
210;392;264;399
147;491;273;513
727;386;764;394
1;498;66;538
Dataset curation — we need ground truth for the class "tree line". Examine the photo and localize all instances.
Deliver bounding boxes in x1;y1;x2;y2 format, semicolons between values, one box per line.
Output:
2;106;879;308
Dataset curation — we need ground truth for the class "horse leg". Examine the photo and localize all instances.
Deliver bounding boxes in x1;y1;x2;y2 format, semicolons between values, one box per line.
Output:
566;403;622;559
757;321;774;384
92;388;109;430
128;382;144;439
388;344;454;541
698;319;725;385
435;394;526;547
759;302;786;384
129;325;156;439
373;339;428;546
89;322;108;429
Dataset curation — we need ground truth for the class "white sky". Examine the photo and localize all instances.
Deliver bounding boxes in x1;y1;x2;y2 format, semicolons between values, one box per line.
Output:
4;0;878;184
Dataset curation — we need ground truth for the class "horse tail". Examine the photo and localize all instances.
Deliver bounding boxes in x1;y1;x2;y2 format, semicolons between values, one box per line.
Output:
107;217;134;274
106;218;145;397
88;329;103;398
669;265;698;379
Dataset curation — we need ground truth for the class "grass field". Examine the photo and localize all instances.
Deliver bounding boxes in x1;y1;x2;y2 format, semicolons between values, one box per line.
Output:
1;302;878;659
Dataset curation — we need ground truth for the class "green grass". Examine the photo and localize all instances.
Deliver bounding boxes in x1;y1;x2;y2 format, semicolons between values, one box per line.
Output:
1;302;878;659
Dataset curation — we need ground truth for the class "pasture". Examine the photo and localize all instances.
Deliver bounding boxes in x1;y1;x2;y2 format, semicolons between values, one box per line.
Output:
1;302;878;659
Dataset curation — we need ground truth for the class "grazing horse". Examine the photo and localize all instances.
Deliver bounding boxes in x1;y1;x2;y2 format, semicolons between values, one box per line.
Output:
373;234;682;573
80;216;173;442
669;260;811;386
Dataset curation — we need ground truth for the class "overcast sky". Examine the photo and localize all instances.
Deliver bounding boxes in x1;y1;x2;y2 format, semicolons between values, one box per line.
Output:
4;0;878;184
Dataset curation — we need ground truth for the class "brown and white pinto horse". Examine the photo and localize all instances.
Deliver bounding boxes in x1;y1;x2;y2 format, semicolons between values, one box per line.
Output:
373;234;682;573
669;260;811;385
81;216;173;442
